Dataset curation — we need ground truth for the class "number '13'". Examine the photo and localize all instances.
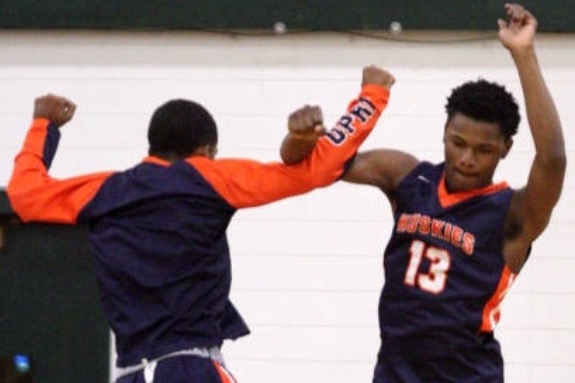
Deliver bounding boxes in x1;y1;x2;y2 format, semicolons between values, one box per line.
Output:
403;240;451;294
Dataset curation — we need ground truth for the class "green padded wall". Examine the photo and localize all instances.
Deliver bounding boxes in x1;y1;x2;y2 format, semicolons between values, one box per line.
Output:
0;192;109;383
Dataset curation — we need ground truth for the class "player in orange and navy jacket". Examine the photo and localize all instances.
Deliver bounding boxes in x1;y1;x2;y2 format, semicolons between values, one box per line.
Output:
7;66;395;383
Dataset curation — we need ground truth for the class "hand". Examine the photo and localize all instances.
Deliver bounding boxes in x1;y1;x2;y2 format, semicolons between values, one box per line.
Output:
498;3;537;53
33;94;76;128
287;105;326;141
362;65;395;89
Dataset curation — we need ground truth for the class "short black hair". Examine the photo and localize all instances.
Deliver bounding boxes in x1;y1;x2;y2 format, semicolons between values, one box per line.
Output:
445;79;520;139
147;99;218;158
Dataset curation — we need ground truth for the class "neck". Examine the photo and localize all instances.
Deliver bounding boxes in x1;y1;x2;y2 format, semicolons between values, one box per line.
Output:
149;152;183;163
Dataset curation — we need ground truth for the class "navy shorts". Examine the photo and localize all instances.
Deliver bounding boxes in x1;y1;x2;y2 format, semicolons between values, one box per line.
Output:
372;333;504;383
116;355;236;383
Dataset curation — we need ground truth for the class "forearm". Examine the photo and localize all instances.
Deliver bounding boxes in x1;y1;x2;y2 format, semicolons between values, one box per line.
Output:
510;46;566;238
305;84;390;184
281;84;389;165
512;48;565;162
280;134;318;165
8;118;58;195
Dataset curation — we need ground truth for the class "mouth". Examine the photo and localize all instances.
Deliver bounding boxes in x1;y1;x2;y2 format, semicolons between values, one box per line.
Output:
454;169;478;178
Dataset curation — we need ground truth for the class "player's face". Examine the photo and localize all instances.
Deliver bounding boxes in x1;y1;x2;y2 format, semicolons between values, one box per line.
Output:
443;113;512;192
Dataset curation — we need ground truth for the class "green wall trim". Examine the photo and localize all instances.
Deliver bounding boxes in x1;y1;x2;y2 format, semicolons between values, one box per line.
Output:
0;1;572;32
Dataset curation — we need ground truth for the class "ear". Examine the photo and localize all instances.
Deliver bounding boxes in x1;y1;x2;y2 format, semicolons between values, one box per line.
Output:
501;138;513;159
207;145;218;159
194;144;218;159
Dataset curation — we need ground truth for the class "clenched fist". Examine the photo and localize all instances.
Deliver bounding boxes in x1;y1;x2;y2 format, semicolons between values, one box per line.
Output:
362;65;395;89
34;94;77;128
287;105;326;140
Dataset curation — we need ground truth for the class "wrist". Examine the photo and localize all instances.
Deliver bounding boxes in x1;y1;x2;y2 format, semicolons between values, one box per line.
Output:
362;83;392;92
509;45;536;60
287;131;321;142
32;117;52;129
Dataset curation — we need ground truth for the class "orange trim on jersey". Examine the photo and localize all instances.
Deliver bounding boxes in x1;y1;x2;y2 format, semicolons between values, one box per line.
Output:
438;173;509;208
7;118;114;224
142;156;171;166
480;265;516;332
212;361;236;383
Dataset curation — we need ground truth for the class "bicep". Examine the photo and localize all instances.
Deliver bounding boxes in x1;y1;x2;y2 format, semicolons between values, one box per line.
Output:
511;155;566;242
343;149;419;192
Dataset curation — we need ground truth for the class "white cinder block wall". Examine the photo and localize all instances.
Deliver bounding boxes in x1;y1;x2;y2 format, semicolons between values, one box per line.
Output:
0;30;573;383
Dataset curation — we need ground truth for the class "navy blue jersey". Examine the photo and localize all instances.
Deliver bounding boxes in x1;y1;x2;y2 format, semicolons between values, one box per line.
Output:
374;161;516;382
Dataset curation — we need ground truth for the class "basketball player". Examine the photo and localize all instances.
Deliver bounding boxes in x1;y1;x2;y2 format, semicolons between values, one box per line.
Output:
280;4;565;382
7;66;395;382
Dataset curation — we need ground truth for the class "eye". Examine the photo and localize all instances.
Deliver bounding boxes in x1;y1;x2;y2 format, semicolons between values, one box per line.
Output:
477;146;494;154
452;139;465;148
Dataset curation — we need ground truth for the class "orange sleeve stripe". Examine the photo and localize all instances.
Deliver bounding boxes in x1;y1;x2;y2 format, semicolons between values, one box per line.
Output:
7;118;113;224
189;85;390;208
480;266;516;332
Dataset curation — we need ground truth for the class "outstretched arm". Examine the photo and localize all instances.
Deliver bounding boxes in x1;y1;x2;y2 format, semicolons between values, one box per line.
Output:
193;69;392;209
501;4;566;264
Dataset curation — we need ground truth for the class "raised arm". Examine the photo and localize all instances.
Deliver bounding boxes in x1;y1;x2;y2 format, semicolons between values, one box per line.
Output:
501;4;566;261
7;95;113;224
280;65;395;164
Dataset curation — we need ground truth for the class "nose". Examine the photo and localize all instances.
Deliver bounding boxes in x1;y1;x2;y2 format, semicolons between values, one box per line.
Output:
459;148;476;168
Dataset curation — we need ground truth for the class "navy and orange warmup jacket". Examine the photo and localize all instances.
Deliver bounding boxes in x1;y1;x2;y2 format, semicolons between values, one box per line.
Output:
8;85;389;367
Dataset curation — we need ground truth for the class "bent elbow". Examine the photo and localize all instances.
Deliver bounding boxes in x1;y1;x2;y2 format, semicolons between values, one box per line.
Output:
5;190;32;222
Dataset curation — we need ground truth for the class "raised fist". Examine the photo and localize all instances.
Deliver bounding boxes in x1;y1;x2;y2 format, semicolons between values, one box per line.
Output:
362;65;395;89
34;94;76;127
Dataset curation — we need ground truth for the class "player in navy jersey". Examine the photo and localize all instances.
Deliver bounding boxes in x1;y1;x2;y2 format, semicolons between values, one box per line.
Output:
7;66;395;383
280;4;566;383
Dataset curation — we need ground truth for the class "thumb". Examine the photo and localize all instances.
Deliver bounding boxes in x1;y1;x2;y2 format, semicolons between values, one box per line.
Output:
314;124;327;136
497;19;507;31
